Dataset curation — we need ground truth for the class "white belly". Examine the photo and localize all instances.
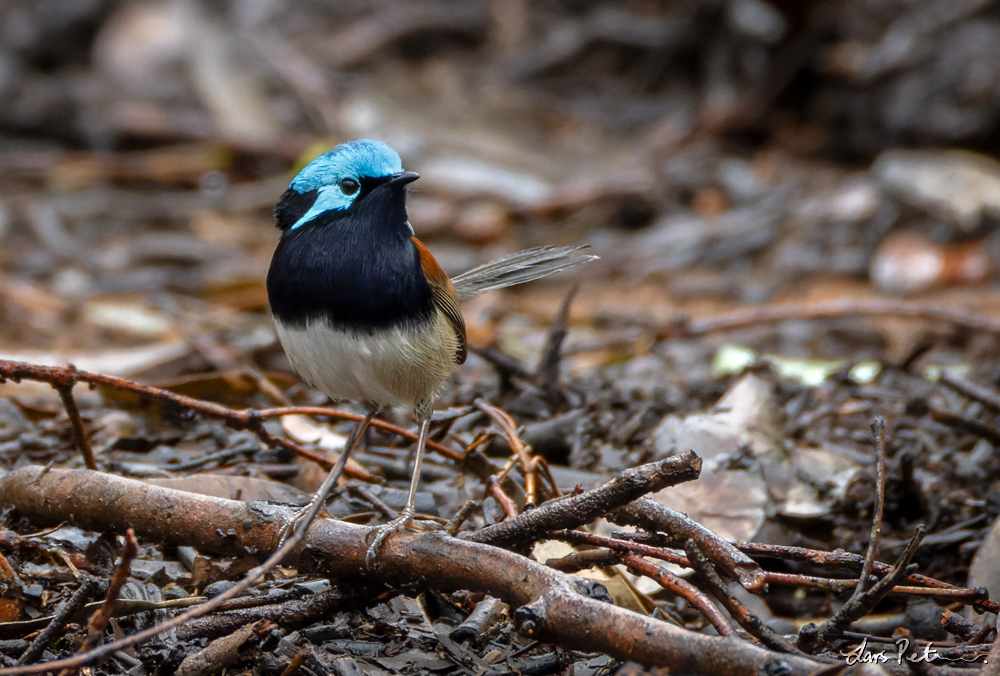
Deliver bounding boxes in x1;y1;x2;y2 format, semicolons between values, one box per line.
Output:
274;313;458;414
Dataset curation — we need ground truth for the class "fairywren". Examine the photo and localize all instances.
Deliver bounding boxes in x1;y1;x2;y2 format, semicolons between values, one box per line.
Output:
267;139;594;561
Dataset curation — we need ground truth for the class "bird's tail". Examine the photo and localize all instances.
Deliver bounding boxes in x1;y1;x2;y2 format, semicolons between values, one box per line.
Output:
451;245;597;300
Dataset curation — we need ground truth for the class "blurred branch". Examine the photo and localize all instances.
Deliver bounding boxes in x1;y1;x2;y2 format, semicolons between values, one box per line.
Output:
659;299;1000;339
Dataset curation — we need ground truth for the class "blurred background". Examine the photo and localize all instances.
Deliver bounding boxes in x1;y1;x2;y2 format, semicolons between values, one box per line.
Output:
3;0;1000;376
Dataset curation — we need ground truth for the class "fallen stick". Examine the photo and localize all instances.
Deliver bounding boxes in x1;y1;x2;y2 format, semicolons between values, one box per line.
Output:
0;466;828;675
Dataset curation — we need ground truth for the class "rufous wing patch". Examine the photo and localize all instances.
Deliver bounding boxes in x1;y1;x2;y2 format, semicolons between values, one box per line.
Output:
413;237;467;364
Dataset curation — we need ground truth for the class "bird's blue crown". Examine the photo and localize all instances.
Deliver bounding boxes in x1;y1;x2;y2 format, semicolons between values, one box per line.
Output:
285;139;403;229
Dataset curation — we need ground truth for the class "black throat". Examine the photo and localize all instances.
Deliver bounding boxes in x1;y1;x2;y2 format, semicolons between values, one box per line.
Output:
266;180;433;332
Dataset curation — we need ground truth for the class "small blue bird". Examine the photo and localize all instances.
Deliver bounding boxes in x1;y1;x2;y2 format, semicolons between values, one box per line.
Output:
267;139;594;561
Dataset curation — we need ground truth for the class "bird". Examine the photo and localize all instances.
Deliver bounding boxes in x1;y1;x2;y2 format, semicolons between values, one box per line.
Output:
266;139;595;563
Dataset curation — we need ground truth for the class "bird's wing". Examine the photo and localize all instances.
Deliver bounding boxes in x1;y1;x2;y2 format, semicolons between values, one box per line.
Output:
412;237;467;365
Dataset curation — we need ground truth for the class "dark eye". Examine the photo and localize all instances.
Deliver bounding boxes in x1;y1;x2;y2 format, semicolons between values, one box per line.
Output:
339;178;359;195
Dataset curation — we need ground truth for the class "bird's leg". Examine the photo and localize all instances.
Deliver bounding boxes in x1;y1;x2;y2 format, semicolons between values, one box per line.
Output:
279;406;378;546
365;411;432;565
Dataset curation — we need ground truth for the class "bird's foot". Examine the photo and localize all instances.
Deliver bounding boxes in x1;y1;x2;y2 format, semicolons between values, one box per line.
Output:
277;502;317;547
365;509;414;566
365;510;439;567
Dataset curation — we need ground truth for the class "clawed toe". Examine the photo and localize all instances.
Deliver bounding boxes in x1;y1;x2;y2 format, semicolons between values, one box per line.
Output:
365;510;417;566
278;504;313;547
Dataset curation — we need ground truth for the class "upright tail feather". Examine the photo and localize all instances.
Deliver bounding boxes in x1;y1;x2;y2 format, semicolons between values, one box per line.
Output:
451;245;597;300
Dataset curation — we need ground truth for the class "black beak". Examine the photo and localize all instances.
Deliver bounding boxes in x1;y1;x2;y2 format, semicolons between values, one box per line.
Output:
388;171;419;187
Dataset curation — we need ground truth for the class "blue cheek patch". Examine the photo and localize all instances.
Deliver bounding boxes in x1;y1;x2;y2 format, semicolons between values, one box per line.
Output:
290;186;355;229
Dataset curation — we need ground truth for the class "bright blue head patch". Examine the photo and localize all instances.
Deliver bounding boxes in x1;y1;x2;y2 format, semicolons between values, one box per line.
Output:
288;139;403;229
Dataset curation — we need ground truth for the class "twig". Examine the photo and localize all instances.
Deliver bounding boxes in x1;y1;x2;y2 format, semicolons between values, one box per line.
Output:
176;620;273;676
249;31;344;136
535;285;577;407
941;609;980;642
16;574;102;665
468;346;536;381
545;548;622;573
162;439;259;472
527;456;562;504
252;407;464;462
178;588;362;641
551;529;689;567
475;400;537;504
684;541;802;655
279;646;309;676
620;553;734;637
467;286;579;409
451;596;508;643
939;372;1000;413
860;417;887;592
58;529;139;676
465;452;702;549
664;299;1000;339
0;360;463;482
896;336;935;373
739;542;993;609
927;406;1000;446
608;497;765;592
346;483;398;520
799;526;927;652
54;382;96;470
242;416;381;483
0;597;205;641
855;527;926;605
323;2;488;68
625;533;996;610
797;417;915;651
486;477;520;519
460;431;527;505
445;501;478;536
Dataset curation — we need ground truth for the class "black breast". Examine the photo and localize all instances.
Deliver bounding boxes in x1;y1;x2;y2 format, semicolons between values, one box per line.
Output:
266;185;434;331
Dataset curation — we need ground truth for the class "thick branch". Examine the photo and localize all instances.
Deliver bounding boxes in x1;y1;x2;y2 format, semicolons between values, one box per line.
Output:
0;465;824;675
464;452;702;549
608;497;765;592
